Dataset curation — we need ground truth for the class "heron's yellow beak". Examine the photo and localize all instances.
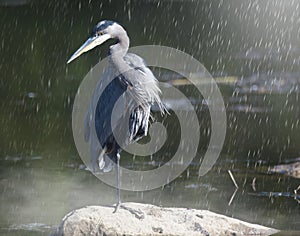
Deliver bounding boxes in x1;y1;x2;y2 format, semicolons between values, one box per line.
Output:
67;34;111;64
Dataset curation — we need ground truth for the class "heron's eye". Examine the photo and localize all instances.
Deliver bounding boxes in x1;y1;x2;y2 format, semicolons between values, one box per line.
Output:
97;31;103;36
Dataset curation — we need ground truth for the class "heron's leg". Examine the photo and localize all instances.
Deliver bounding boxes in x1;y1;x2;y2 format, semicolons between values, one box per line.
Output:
113;153;121;213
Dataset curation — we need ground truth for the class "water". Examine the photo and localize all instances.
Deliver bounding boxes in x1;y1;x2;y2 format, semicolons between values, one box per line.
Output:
1;82;299;235
1;1;300;235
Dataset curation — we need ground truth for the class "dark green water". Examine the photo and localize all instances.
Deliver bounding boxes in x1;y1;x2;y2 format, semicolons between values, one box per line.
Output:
1;1;300;235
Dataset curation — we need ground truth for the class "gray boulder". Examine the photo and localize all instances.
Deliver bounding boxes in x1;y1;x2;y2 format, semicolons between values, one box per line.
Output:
52;202;279;236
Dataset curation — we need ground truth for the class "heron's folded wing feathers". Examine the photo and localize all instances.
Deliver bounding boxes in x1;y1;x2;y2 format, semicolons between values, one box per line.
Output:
129;106;150;142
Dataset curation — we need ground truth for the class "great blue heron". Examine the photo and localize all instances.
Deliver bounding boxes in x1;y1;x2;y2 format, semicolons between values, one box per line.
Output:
67;20;165;212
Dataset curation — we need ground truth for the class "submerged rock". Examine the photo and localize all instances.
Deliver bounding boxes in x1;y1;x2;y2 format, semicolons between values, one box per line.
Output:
235;72;299;94
270;161;300;179
52;202;278;236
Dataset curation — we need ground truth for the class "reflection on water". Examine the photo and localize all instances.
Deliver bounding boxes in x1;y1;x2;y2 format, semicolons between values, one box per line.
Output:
1;0;300;235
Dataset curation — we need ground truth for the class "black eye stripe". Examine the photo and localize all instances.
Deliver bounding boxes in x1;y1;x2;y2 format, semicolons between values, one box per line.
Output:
90;20;114;37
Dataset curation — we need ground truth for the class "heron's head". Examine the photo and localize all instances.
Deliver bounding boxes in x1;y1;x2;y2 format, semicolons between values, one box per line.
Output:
67;20;126;64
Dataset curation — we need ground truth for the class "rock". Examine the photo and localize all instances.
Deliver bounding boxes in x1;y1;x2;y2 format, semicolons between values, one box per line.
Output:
52;203;279;236
270;161;300;179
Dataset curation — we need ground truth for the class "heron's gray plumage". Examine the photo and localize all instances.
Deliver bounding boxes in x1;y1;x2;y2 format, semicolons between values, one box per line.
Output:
69;20;165;211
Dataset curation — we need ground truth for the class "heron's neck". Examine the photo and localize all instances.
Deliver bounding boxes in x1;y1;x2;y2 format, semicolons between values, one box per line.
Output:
110;31;130;74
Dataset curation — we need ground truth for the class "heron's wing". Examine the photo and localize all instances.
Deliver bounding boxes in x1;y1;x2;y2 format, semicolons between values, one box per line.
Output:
95;76;128;148
85;65;128;172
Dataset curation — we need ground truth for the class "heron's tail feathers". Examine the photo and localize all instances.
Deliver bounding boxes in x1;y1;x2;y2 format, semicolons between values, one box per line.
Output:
98;147;114;172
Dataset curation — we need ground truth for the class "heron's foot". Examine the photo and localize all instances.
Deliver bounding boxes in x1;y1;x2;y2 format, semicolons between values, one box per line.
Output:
120;204;145;220
113;201;121;213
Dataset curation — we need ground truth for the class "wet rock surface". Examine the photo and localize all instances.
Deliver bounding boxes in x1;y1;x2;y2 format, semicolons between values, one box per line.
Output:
52;202;279;236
